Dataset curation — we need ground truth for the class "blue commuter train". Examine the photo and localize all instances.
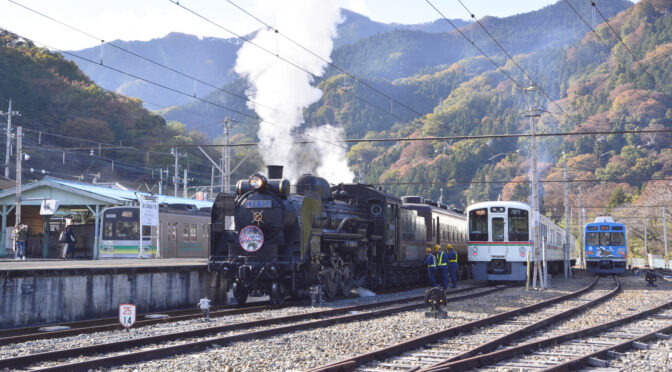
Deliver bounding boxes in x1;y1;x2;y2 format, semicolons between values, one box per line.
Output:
585;217;627;274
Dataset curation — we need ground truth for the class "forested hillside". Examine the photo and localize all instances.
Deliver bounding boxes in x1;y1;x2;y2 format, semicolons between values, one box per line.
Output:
0;30;224;188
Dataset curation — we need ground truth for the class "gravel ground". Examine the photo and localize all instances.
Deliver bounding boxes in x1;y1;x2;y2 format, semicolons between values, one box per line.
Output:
97;274;595;372
0;286;437;360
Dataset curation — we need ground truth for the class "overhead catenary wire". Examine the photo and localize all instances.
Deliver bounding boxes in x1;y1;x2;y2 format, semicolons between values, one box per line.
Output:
7;31;346;151
586;0;672;103
225;0;429;120
447;0;585;129
167;0;411;123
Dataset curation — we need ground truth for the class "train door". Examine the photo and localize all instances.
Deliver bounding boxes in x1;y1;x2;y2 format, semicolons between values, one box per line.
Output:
165;221;178;257
489;207;507;257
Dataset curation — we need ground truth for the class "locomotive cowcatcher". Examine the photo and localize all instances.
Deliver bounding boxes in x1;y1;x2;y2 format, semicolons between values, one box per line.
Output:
208;165;424;305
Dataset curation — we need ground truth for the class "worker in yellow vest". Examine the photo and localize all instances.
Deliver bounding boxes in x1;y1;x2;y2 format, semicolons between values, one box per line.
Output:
437;244;450;288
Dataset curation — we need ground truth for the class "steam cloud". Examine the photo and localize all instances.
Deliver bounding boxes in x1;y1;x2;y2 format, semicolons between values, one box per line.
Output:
234;0;354;183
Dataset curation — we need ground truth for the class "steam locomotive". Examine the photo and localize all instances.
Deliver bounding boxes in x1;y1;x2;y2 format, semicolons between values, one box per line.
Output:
209;165;467;305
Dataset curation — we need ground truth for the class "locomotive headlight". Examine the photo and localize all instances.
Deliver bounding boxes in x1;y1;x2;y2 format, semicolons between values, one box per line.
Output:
249;174;267;190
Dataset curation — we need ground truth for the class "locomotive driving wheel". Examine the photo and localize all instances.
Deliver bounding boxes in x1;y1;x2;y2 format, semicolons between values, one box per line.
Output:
338;264;354;296
270;281;286;305
232;282;248;305
322;268;340;298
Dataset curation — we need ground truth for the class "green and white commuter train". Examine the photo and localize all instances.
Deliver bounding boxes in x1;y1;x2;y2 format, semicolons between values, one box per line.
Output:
99;204;211;259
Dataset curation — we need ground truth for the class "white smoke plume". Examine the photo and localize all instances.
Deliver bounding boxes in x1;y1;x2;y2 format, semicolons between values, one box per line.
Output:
234;0;353;183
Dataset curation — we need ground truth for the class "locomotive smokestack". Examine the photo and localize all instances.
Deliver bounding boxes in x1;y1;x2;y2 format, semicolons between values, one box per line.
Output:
267;165;283;179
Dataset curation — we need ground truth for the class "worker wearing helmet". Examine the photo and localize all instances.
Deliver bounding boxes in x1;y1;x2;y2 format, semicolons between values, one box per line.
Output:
424;246;437;287
446;244;458;288
437;244;450;289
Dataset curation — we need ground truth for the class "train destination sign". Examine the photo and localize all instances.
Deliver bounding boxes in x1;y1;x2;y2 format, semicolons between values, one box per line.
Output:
119;304;136;328
239;225;264;252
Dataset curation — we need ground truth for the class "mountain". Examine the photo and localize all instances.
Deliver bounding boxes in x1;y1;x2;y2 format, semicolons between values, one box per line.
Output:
66;9;469;109
0;30;220;187
70;32;242;108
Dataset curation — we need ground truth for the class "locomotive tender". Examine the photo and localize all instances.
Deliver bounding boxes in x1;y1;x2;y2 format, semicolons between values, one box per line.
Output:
209;165;467;305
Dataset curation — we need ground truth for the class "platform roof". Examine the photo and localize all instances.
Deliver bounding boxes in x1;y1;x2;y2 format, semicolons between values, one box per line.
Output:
0;176;213;208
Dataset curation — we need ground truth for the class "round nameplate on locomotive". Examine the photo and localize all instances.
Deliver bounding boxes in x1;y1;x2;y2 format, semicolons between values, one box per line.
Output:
239;225;264;252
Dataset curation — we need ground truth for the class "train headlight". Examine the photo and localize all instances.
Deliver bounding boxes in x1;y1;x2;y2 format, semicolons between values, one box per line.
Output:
471;247;478;256
249;174;267;190
519;247;526;257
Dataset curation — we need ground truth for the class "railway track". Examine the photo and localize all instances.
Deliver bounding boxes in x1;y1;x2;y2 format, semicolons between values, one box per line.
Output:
0;285;500;371
0;284;433;346
306;276;610;372
0;301;274;346
407;285;672;371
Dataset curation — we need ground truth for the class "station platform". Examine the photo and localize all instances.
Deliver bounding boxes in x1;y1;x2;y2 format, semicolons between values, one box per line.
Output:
0;258;227;328
0;258;207;277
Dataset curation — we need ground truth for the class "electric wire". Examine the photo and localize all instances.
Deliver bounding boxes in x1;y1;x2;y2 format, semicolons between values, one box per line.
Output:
8;31;346;150
588;0;672;103
450;0;585;129
225;0;429;120
167;0;410;123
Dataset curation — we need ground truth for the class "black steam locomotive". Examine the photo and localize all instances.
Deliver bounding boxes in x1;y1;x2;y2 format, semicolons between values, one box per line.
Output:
209;165;467;305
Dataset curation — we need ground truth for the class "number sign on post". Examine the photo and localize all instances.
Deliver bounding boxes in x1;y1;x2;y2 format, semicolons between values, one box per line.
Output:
119;304;136;330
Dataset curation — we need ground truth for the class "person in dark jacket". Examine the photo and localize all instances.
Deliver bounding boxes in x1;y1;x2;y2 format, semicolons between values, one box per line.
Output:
14;224;28;260
64;227;77;259
424;246;437;287
446;244;458;288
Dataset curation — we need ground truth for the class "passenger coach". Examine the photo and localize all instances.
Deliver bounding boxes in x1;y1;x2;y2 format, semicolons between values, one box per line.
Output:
467;201;576;281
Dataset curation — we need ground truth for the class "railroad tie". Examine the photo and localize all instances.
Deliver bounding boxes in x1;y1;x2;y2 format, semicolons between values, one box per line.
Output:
655;332;670;340
588;357;609;368
632;341;649;350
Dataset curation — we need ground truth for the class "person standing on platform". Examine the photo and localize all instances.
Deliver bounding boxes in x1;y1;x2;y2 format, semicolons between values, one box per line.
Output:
446;244;458;288
14;224;27;260
437;244;450;288
64;226;77;259
424;246;437;287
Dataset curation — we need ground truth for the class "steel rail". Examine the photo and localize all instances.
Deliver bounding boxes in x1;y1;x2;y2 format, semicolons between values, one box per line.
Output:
418;276;620;371
306;276;599;372
1;285;494;371
0;302;273;346
420;287;672;371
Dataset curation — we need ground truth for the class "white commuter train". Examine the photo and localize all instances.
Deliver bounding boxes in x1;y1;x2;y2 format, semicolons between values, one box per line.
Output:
466;201;576;281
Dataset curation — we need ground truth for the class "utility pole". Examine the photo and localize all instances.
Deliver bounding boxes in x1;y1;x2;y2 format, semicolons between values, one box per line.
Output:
15;126;22;225
222;118;231;193
172;148;179;197
183;168;188;198
1;99;21;179
563;152;570;278
524;89;544;289
159;169;163;195
664;206;668;269
578;186;584;268
210;166;214;199
644;216;648;258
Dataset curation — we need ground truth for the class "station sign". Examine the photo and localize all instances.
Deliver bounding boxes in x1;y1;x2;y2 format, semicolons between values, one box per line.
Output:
119;304;136;328
140;198;159;226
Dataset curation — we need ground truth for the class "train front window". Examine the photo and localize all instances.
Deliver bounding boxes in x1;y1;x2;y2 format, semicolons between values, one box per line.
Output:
612;232;625;246
508;208;529;241
586;232;598;245
469;208;488;241
492;218;505;241
599;232;611;245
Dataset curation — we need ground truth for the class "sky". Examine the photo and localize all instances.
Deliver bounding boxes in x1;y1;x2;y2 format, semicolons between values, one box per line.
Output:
0;0;637;51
